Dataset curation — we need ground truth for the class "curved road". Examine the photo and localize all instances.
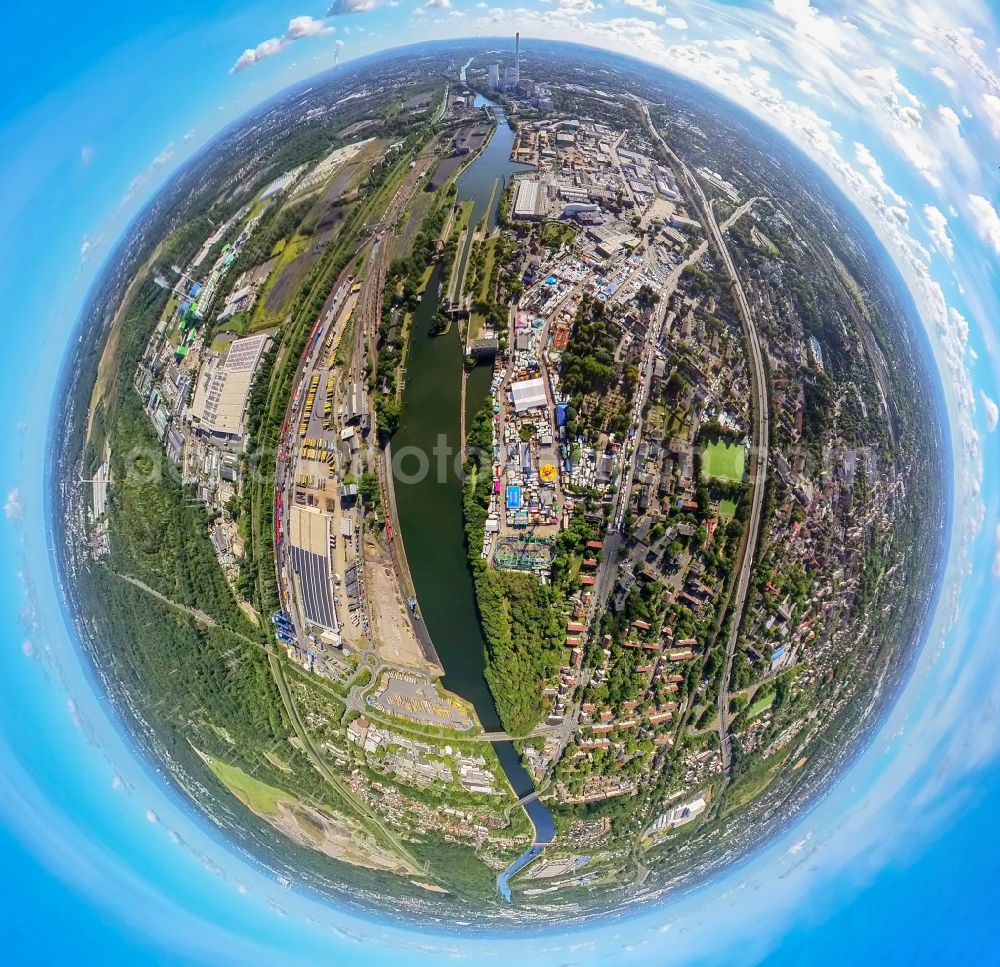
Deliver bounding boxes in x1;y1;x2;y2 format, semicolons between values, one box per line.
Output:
111;571;428;875
636;99;770;773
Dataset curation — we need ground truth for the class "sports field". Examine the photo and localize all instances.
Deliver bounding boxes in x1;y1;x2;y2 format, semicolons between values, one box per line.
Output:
702;439;746;482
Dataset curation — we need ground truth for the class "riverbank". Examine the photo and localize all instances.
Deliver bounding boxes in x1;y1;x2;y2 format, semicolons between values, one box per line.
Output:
388;103;557;889
390;96;531;721
378;439;444;673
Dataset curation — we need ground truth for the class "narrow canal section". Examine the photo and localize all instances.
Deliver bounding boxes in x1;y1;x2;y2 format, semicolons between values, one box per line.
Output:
390;102;555;895
449;94;530;308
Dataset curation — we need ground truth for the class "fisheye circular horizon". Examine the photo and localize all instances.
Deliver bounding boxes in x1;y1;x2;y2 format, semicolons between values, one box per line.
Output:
3;4;1000;965
49;36;951;930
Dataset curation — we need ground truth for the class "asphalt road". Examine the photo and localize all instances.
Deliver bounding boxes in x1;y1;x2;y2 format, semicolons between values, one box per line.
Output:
636;98;770;774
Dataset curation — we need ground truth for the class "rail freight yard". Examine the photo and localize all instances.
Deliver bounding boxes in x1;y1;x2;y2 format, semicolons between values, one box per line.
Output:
60;41;945;925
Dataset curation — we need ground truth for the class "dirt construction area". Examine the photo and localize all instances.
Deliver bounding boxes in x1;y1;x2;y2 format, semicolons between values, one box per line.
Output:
365;538;431;671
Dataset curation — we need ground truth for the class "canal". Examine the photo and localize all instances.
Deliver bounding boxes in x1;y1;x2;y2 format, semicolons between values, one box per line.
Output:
450;94;530;315
391;98;555;856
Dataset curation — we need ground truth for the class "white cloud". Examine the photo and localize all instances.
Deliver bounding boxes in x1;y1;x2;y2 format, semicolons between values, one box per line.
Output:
327;0;380;13
938;104;962;132
717;37;754;62
981;93;1000;141
620;0;665;15
981;392;999;433
924;205;954;260
932;106;978;182
931;65;958;90
230;16;333;73
887;205;910;228
285;15;332;38
425;0;451;8
599;16;666;55
890;127;941;189
853;142;904;206
4;487;22;520
772;0;852;53
108;140;179;219
80;144;94;166
968;194;1000;255
230;37;285;74
151;144;175;168
854;65;921;117
664;16;688;30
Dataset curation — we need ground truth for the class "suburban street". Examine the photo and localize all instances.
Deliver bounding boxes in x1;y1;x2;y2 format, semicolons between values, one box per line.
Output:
636;98;770;773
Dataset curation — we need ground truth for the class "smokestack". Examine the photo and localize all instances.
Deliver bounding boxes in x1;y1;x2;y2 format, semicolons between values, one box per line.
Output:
514;32;520;89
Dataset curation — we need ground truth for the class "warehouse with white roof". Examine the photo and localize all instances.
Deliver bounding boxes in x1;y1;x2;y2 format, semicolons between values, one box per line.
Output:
510;377;547;413
513;179;545;221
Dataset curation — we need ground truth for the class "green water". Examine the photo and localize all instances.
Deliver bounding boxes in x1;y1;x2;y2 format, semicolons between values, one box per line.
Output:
449;95;530;304
392;104;556;829
394;99;527;728
393;263;498;724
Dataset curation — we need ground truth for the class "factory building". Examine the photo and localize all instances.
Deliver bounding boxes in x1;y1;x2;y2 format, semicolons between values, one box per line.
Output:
513;179;545;221
191;332;271;446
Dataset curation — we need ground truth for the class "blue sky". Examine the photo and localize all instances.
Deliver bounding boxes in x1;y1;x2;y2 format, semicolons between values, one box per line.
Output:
2;1;1000;962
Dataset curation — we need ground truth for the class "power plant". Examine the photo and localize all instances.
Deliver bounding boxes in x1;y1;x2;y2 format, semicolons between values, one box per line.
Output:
488;32;523;93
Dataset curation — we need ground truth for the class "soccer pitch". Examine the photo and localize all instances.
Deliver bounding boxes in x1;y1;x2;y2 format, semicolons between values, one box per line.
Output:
702;439;746;483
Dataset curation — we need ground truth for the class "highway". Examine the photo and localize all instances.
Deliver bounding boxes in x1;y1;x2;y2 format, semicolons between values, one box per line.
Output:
636;98;770;774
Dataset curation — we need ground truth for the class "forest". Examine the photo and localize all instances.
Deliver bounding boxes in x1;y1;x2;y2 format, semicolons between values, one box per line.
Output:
463;400;565;736
559;296;619;398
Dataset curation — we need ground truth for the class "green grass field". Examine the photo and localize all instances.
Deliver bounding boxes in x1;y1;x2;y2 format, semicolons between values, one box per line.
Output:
658;405;687;436
452;199;475;240
718;498;738;519
702;439;746;483
204;754;290;816
477;236;498;301
540;220;577;248
417;263;435;293
747;690;776;719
